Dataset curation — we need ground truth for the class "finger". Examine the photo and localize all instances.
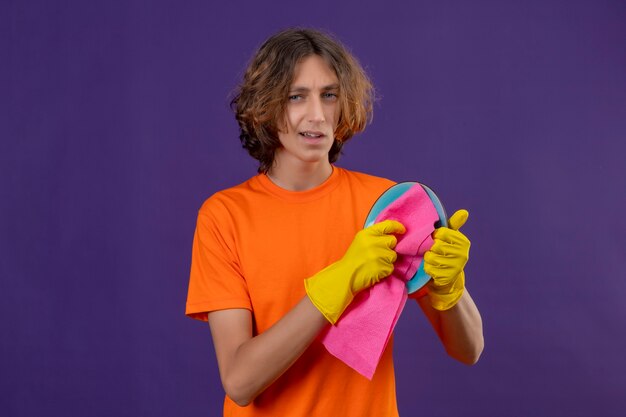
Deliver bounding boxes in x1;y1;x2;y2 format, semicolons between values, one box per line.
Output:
423;263;437;278
424;251;452;267
379;263;394;280
430;239;468;257
386;249;398;264
382;234;398;249
431;274;457;287
428;241;447;256
371;220;406;235
423;263;454;282
428;240;457;256
433;227;469;246
427;243;468;263
448;209;469;231
428;241;446;256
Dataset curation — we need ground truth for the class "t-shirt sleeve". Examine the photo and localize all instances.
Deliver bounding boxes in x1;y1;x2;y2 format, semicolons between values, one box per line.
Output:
408;285;429;300
185;197;252;321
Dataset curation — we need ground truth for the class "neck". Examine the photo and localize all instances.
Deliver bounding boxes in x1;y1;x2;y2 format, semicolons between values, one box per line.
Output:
267;160;333;191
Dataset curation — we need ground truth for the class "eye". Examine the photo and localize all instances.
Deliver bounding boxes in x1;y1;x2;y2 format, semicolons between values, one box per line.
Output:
288;94;303;101
322;92;338;101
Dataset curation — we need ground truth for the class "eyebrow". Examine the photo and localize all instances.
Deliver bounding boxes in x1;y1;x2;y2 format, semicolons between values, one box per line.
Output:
289;83;340;93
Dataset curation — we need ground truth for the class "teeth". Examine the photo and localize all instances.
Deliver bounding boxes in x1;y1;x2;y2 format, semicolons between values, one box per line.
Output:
302;132;321;138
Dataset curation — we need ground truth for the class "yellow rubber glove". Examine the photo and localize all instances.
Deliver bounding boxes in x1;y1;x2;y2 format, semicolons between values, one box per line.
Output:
424;209;471;311
304;220;406;324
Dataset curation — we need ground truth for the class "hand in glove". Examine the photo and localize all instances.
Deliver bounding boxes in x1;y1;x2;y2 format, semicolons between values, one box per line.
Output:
424;209;471;311
305;220;406;324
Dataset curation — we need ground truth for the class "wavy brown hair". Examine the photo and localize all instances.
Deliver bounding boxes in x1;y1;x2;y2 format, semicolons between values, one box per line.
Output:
231;28;375;173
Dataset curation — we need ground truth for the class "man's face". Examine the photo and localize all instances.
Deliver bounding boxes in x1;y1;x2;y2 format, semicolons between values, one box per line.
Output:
275;55;340;168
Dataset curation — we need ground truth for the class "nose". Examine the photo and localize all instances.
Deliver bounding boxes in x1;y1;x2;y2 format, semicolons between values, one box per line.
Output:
307;96;326;124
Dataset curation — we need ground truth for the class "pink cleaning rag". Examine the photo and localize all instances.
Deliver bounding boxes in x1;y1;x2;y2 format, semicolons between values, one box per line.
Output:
320;184;439;379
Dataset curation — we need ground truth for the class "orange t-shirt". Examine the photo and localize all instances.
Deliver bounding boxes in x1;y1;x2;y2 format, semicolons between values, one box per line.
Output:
186;166;423;416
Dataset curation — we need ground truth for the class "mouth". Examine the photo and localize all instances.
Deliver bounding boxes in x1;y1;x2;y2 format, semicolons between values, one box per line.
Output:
299;131;325;140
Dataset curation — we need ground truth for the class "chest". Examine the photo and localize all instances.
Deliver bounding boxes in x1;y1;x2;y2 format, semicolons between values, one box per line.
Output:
235;194;370;331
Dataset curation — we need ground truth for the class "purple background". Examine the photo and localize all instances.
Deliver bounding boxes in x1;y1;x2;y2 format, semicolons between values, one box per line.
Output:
2;0;625;416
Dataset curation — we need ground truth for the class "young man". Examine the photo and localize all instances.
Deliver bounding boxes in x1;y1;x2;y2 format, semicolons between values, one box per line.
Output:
186;28;483;416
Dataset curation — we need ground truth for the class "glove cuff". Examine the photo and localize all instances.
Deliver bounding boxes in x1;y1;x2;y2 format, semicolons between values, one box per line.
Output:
427;271;465;311
304;262;354;324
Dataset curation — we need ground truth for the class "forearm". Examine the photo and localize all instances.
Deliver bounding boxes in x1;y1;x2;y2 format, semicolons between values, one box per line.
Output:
215;296;327;406
210;221;405;406
418;289;484;364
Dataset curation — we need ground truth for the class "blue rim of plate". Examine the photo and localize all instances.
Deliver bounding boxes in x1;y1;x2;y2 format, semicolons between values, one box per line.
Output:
364;182;448;294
